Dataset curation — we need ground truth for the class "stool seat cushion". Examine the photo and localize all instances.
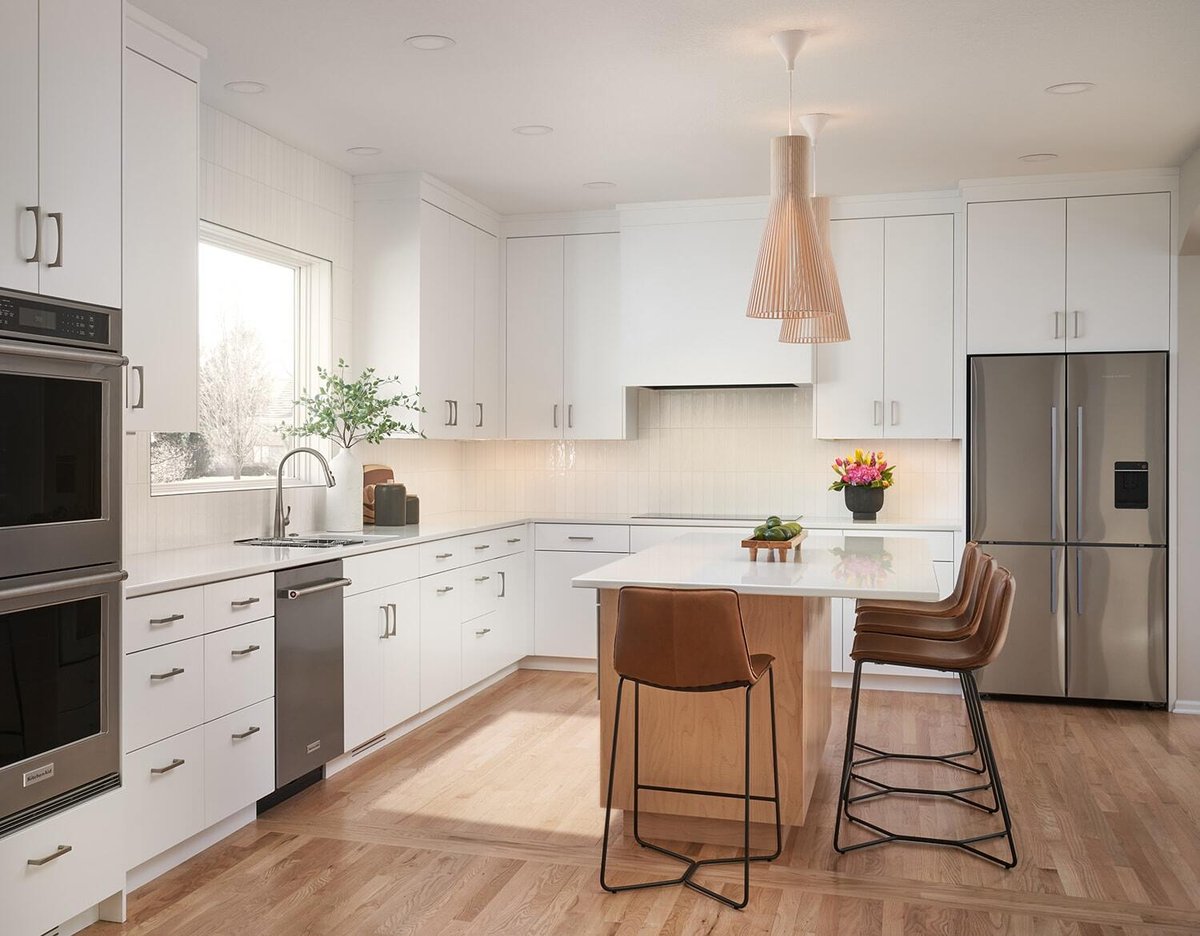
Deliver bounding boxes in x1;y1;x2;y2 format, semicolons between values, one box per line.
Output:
854;608;975;640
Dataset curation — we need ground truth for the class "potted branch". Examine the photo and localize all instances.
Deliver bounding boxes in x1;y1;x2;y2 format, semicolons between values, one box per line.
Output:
280;360;422;532
829;449;895;522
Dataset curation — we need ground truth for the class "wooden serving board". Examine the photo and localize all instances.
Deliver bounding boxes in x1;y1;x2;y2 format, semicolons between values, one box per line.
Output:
741;529;807;561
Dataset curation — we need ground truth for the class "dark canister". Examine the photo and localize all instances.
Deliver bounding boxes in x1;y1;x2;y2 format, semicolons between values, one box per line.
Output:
373;482;408;526
405;494;420;525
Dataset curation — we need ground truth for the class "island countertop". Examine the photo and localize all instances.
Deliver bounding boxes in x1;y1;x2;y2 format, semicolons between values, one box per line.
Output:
571;531;941;601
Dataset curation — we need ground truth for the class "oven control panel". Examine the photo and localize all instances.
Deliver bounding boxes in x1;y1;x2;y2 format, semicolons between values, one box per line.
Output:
0;292;113;348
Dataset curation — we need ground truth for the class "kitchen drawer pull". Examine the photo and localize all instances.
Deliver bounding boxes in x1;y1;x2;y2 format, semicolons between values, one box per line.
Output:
474;544;490;551
284;577;352;600
436;586;454;594
150;666;185;681
27;845;72;867
23;205;40;262
435;552;453;559
151;758;186;775
506;537;521;544
47;211;63;267
475;627;492;637
149;613;185;626
231;726;261;740
230;597;261;608
567;536;594;542
231;644;261;657
474;575;491;583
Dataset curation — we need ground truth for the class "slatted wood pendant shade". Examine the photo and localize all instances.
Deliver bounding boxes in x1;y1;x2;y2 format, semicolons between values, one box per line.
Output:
779;195;850;343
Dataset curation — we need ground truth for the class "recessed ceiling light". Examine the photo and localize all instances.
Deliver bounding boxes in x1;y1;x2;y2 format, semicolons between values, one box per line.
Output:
1019;153;1059;162
583;181;616;189
224;80;266;94
512;125;554;136
1045;81;1095;95
346;146;382;156
405;34;455;51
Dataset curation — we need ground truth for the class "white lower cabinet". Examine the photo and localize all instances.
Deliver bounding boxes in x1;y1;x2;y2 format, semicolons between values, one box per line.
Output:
204;617;275;721
497;550;531;663
535;550;624;658
382;582;421;730
123;635;205;753
420;569;463;710
462;611;505;687
204;699;275;825
123;727;205;870
344;579;420;750
1;788;124;936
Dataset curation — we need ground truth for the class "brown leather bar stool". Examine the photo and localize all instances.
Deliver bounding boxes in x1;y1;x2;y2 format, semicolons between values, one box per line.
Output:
852;550;997;775
600;586;782;910
834;567;1018;869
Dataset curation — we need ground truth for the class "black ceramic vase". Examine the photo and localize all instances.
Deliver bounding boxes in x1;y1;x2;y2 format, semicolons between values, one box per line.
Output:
844;485;884;522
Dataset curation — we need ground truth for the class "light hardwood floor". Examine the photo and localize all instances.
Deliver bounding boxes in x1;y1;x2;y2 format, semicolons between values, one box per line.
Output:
87;671;1200;935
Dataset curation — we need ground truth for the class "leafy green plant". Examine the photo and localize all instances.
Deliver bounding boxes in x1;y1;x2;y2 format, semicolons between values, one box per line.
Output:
279;359;424;449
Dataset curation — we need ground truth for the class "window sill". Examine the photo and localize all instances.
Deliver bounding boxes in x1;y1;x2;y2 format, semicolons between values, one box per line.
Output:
150;478;322;497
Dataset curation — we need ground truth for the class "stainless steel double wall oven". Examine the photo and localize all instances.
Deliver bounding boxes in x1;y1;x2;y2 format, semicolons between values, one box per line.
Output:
0;288;125;834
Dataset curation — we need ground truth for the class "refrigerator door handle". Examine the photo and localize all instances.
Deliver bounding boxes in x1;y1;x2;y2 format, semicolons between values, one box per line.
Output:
1076;406;1084;541
1049;547;1058;613
1075;549;1083;616
1050;406;1058;540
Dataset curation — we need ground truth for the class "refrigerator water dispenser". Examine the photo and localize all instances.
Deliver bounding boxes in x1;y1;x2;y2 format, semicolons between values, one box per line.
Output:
1114;461;1149;510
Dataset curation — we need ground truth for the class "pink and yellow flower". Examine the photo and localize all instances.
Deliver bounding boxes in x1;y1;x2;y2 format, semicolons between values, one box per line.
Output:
829;449;896;491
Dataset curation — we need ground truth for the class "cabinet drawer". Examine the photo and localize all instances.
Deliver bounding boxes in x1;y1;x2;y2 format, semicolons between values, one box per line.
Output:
419;536;464;575
343;546;419;596
204;618;275;721
462;559;502;621
0;788;124;936
125;586;204;653
462;612;508;687
462;525;528;563
534;523;629;553
204;699;275;825
124;636;204;752
203;574;274;633
838;528;956;563
123;726;205;869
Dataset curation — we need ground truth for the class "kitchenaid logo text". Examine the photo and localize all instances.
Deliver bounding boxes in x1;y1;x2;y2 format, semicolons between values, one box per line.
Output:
23;763;54;787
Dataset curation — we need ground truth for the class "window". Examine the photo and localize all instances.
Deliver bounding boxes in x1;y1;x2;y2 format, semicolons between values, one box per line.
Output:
151;225;331;492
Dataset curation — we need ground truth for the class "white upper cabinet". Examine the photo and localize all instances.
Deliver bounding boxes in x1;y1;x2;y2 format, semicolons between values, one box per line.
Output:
1065;193;1171;352
1;0;122;307
505;235;564;440
123;36;201;432
815;213;955;440
354;180;502;439
619;209;813;386
967;192;1170;354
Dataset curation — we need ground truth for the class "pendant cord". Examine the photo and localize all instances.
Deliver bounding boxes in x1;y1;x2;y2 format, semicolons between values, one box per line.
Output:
787;68;794;135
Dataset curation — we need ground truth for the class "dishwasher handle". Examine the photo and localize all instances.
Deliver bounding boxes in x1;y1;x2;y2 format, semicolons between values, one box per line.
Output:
283;577;352;600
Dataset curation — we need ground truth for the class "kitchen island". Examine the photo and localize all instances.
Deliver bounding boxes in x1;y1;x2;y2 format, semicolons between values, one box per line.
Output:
573;531;941;826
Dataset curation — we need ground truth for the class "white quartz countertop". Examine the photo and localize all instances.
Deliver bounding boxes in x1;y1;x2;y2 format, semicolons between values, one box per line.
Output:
124;510;960;598
570;532;942;601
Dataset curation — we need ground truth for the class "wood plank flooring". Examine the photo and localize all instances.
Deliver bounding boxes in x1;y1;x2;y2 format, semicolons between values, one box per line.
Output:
86;670;1200;935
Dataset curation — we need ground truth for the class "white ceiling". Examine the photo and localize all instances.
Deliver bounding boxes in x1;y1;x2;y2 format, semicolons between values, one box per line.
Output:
137;0;1200;215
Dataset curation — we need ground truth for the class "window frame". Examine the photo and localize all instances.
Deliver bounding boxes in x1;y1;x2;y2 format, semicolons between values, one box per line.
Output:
150;222;334;496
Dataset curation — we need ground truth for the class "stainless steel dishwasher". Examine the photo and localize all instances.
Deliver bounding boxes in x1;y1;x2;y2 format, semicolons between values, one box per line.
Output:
275;560;349;788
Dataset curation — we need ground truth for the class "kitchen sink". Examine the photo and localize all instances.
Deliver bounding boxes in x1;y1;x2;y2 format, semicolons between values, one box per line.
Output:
236;536;366;548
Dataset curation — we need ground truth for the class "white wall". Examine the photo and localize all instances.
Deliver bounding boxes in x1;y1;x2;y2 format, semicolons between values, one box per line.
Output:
124;106;354;555
1178;256;1199;706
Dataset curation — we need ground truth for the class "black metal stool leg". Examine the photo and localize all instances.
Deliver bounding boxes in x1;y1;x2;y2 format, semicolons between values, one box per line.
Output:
833;661;864;854
964;672;1017;867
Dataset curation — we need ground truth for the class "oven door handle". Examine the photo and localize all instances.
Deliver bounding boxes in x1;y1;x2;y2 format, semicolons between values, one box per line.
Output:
0;569;127;601
0;337;127;367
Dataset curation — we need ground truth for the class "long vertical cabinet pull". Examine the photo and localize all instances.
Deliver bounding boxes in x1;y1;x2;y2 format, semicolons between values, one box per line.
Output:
498;571;506;598
1075;550;1083;615
1053;311;1063;340
379;604;390;639
567;404;574;429
444;400;454;426
476;402;484;428
890;401;898;426
23;206;41;263
131;365;146;410
1050;406;1058;540
1072;311;1082;338
1049;547;1058;614
873;401;883;426
1076;406;1084;540
553;403;559;429
47;212;64;267
388;603;398;637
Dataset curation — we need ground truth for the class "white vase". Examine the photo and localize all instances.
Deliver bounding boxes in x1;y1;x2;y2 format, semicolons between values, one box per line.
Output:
326;446;364;532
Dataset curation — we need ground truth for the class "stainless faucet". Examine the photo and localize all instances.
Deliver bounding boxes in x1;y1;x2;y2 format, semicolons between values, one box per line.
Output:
274;447;336;538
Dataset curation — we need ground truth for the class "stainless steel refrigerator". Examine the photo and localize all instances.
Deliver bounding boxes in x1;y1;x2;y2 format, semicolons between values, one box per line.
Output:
968;353;1167;703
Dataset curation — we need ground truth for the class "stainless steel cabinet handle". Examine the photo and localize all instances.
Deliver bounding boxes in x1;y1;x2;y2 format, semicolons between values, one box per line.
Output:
1076;406;1084;540
388;602;398;637
444;400;454;426
1072;310;1081;339
149;613;185;626
230;597;261;608
131;365;145;410
284;577;352;600
474;544;490;551
379;604;391;639
435;552;453;559
1050;406;1058;540
476;402;484;428
873;400;883;426
553;403;559;429
451;400;458;426
27;845;71;867
436;586;454;594
567;403;574;429
475;627;491;637
47;211;63;267
567;536;594;542
498;570;506;598
474;575;491;583
1049;547;1058;613
890;400;898;426
506;537;521;544
23;205;40;262
150;667;185;681
1053;310;1063;339
232;726;260;740
231;644;261;657
151;758;186;775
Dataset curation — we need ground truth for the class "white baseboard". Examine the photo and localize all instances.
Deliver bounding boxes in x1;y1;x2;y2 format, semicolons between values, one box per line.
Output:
1172;699;1200;715
519;655;598;673
326;662;521;779
126;805;257;893
832;671;963;695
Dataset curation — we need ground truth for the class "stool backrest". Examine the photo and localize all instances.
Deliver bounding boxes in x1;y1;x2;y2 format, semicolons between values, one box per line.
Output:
952;555;999;638
962;565;1016;669
615;587;754;690
944;542;984;616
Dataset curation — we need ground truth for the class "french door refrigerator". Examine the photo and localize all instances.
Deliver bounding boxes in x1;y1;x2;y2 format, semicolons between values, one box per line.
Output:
968;352;1167;703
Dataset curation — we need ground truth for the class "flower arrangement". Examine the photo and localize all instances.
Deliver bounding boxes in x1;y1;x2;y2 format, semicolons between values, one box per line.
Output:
829;449;895;491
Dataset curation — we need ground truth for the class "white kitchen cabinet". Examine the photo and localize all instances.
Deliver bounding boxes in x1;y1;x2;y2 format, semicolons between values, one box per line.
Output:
497;549;531;663
473;226;503;437
1065;193;1171;352
203;617;274;721
505;235;565;439
420;569;463;709
344;579;421;749
815;214;954;440
535;550;623;658
123;636;205;753
506;233;635;440
418;203;474;438
0;0;122;307
967;192;1170;354
619;211;813;386
123;43;200;431
204;698;275;825
381;581;421;729
123;726;206;870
